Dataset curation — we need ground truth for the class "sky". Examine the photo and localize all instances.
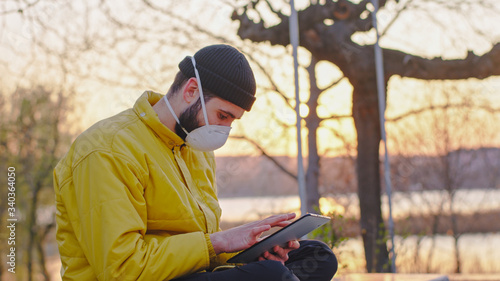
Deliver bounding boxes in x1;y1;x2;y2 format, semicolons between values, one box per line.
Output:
1;0;500;157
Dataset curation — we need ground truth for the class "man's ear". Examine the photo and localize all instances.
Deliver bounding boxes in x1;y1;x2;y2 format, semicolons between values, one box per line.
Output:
182;77;200;104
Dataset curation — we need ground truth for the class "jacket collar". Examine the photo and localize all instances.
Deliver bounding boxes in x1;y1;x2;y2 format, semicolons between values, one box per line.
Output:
133;91;185;149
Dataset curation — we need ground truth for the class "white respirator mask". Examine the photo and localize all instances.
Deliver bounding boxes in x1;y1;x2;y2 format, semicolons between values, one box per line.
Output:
164;56;231;151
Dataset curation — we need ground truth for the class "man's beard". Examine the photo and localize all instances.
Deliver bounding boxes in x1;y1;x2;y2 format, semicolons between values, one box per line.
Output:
175;98;203;140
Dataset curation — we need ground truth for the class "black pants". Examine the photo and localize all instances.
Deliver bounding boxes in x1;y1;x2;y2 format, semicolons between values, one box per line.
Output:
173;240;338;281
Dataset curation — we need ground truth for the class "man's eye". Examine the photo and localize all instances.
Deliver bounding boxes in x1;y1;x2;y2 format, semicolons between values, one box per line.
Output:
218;113;228;120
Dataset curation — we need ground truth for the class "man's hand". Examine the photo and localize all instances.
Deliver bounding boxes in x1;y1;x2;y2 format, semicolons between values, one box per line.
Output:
210;213;296;255
257;240;300;264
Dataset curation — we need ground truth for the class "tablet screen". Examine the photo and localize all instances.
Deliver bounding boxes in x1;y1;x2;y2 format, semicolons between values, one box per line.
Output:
227;213;330;264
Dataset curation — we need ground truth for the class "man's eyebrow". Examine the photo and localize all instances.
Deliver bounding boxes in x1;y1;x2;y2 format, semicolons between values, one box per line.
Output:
219;109;237;119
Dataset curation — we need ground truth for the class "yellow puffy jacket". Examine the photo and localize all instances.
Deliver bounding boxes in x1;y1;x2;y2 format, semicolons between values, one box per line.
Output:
54;91;235;280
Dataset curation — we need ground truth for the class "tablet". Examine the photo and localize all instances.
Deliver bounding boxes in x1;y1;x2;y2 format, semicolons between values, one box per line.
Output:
227;213;330;264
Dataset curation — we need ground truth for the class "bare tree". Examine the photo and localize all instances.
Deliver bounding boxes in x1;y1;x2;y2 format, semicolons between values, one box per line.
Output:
230;0;500;272
387;81;500;273
0;86;72;280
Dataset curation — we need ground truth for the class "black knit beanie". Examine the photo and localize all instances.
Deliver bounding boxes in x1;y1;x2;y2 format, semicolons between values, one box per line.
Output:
178;44;256;111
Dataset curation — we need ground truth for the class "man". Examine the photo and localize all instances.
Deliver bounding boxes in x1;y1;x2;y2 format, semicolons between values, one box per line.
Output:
54;44;337;280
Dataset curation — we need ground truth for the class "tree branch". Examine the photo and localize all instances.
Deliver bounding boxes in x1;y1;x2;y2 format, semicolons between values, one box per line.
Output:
231;0;396;48
385;43;500;80
0;0;42;16
320;75;345;92
387;103;500;123
242;50;295;110
231;1;339;46
380;0;414;37
230;135;297;180
142;0;229;43
321;113;352;121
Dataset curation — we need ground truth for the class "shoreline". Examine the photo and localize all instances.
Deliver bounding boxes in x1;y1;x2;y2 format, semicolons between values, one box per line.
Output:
220;210;500;237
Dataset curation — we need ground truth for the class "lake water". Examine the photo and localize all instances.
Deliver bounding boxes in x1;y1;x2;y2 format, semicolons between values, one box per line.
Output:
218;189;500;274
218;189;500;222
334;233;500;274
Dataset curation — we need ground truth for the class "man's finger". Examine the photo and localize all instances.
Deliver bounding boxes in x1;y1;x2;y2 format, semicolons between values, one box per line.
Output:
271;247;289;263
262;251;285;264
251;225;271;237
272;246;288;259
288;240;300;249
263;213;296;226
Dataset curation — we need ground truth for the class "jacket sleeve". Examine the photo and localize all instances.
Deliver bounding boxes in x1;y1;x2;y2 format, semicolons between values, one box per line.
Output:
64;150;212;281
211;252;239;268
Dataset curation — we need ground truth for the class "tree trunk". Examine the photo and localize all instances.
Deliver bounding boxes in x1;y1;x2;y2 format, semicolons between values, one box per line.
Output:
351;74;390;272
304;57;322;214
37;226;52;281
27;182;39;281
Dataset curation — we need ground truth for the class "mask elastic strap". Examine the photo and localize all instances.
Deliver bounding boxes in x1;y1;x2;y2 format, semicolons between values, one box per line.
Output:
163;95;189;135
191;56;210;128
